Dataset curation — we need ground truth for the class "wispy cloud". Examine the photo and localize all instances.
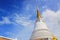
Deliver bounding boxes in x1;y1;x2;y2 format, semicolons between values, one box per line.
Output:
0;17;11;24
12;38;17;40
13;14;34;27
0;13;34;27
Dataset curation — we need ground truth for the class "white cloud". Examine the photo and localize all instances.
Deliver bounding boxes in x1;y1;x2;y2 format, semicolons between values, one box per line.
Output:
0;17;11;24
5;32;15;37
12;38;17;40
0;13;35;27
42;9;60;40
13;14;34;27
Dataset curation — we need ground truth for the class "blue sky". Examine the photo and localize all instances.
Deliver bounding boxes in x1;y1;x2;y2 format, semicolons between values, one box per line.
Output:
0;0;60;40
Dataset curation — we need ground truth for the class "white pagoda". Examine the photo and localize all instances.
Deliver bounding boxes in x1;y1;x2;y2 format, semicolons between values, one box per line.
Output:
30;1;57;40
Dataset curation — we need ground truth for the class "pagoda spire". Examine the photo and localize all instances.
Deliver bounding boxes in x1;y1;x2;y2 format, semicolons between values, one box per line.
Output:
37;9;41;19
36;0;41;19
